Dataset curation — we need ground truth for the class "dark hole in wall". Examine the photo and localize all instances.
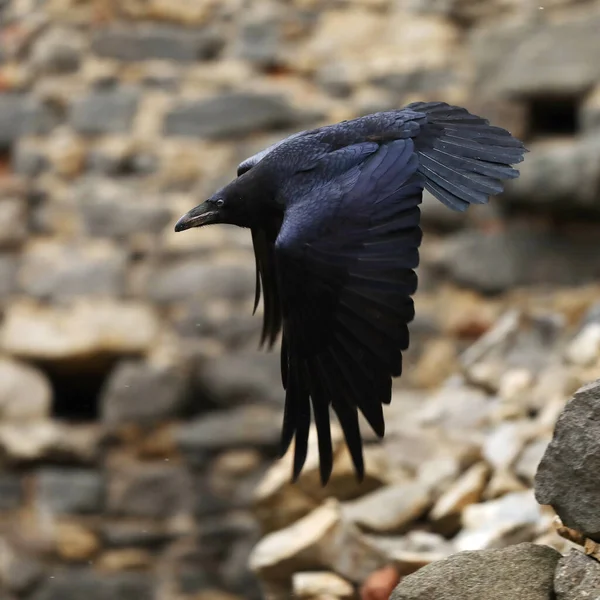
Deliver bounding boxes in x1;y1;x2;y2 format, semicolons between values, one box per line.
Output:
525;94;581;139
39;357;119;422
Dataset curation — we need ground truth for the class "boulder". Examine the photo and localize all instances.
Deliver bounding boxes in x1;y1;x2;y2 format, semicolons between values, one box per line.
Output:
554;549;600;600
535;379;600;541
390;543;560;600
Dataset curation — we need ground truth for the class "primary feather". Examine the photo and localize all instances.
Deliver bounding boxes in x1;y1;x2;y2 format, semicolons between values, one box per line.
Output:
175;101;528;485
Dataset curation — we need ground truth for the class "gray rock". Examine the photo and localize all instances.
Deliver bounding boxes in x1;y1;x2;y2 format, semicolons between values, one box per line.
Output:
0;95;57;148
0;254;18;303
70;88;139;135
18;240;127;300
195;350;283;406
100;359;191;424
234;17;281;67
173;305;261;349
108;463;194;519
437;226;600;293
177;404;282;455
91;24;223;62
37;468;104;514
535;379;600;541
554;549;600;600
164;92;311;139
11;140;48;176
147;259;255;304
30;570;154;600
0;473;22;510
390;543;560;600
473;18;600;95
372;69;455;95
505;139;600;213
76;178;172;238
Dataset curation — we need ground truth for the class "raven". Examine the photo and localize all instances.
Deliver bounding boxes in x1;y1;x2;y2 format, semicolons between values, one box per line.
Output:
175;101;527;485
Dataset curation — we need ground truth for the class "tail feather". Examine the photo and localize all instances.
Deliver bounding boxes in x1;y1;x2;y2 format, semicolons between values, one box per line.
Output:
408;101;528;212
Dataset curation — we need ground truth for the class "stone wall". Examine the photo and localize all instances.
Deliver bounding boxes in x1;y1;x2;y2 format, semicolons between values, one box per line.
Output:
1;1;600;599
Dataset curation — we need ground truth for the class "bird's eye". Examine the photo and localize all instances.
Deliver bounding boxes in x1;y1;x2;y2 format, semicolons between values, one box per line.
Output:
216;199;224;208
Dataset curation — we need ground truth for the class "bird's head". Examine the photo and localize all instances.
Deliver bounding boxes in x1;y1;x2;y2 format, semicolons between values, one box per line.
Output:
174;175;254;232
174;194;227;232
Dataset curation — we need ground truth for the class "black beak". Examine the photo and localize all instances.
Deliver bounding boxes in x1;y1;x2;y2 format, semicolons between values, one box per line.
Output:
174;202;219;232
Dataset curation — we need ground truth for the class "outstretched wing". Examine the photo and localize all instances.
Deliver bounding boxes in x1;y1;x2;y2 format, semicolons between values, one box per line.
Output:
274;138;424;484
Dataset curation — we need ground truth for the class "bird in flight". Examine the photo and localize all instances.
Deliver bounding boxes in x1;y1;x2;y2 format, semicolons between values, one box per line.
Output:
175;101;527;485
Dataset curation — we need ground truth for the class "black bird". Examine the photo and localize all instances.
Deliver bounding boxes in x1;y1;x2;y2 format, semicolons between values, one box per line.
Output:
175;101;527;485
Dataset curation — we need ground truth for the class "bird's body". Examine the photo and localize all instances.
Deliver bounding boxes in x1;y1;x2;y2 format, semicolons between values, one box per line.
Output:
175;102;527;485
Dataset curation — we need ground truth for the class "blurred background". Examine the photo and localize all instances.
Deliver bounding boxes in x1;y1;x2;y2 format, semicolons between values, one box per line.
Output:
1;0;600;599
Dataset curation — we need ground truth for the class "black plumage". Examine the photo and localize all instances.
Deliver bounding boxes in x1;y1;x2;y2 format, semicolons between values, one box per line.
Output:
174;101;528;485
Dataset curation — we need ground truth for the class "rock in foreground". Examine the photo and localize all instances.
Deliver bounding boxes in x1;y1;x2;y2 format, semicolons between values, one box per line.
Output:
390;543;560;600
534;379;600;541
554;549;600;600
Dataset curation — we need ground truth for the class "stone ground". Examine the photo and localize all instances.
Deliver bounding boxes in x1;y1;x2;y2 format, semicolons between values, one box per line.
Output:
1;0;600;599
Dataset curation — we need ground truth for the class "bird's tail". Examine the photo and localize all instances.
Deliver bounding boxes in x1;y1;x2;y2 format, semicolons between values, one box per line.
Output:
408;101;528;211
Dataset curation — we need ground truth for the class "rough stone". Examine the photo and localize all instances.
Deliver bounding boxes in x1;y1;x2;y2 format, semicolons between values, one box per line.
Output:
564;323;600;367
76;178;172;239
55;522;101;561
147;259;255;304
455;490;548;551
96;549;153;572
18;239;128;300
461;310;565;392
0;198;27;248
505;139;600;213
535;379;600;542
100;359;191;424
164;92;312;139
30;27;84;75
91;24;223;62
177;404;282;456
29;570;155;600
0;358;52;421
108;463;194;519
343;481;432;534
0;254;17;302
37;468;104;514
430;462;489;522
0;545;45;594
0;422;103;464
1;299;160;360
390;543;560;600
194;350;283;406
249;499;387;586
366;531;454;576
474;18;600;96
0;473;22;510
234;14;281;68
100;522;172;549
12;139;48;176
515;438;550;485
70;88;140;135
483;422;526;471
0;94;57;148
292;571;354;599
554;549;600;600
